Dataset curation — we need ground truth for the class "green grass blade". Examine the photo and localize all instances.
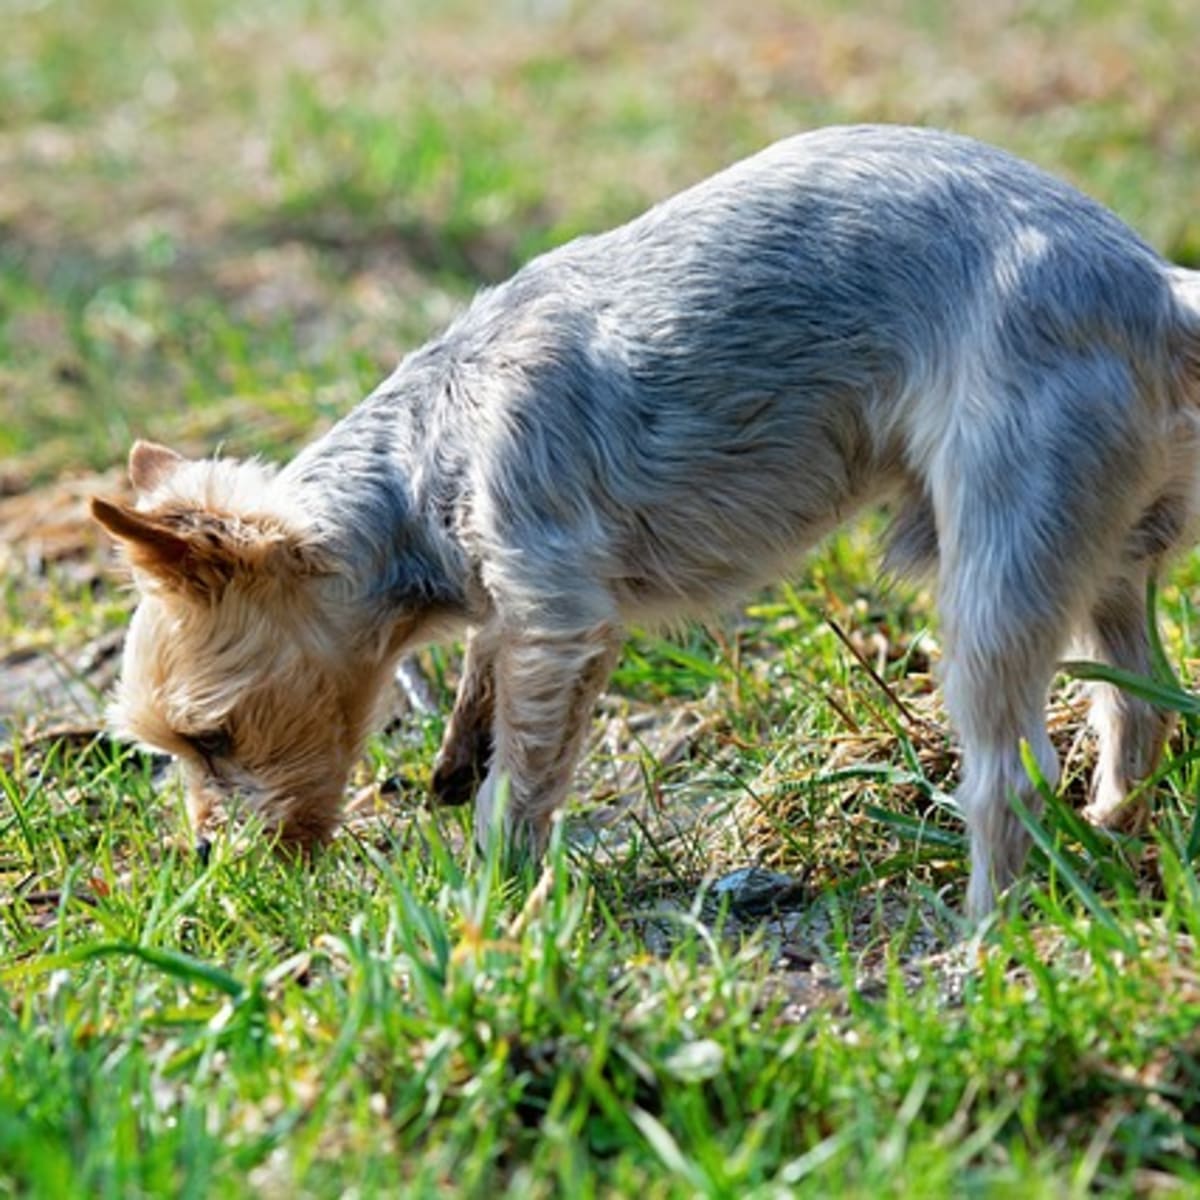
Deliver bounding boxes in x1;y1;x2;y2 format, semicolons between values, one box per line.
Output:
1013;743;1130;946
2;940;246;999
1060;659;1200;716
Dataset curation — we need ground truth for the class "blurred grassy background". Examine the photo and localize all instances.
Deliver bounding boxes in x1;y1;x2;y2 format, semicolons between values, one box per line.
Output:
4;6;1200;1194
2;0;1199;485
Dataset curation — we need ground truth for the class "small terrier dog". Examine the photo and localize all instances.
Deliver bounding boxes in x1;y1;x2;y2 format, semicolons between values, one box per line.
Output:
93;125;1200;916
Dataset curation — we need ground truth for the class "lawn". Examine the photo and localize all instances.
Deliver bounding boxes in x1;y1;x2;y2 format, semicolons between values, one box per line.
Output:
3;1;1200;1195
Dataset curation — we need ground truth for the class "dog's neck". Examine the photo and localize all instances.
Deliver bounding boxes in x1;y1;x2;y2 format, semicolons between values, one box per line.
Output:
281;359;480;645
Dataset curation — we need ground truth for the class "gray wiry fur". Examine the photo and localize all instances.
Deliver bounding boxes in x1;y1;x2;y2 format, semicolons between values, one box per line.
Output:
106;126;1200;917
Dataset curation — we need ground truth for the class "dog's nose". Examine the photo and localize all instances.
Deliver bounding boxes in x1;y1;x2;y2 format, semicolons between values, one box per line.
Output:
194;836;212;865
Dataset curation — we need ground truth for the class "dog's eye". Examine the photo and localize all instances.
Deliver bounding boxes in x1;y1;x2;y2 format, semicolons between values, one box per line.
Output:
183;729;233;761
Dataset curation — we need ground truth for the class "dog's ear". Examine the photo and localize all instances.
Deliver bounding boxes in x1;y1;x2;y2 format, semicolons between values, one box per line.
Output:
92;496;330;598
91;497;233;596
129;440;186;493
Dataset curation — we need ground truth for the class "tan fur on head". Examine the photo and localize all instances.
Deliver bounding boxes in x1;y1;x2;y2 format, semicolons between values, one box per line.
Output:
113;590;389;847
92;442;394;849
91;441;329;599
91;494;329;599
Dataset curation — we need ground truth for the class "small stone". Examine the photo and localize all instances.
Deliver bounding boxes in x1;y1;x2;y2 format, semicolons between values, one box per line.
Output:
711;867;808;915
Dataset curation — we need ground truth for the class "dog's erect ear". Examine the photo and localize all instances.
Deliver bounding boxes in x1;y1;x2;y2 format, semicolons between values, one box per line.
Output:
92;496;330;597
90;497;231;595
128;440;186;493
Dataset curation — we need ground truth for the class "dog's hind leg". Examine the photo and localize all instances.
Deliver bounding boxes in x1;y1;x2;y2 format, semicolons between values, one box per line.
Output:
1075;480;1195;828
1080;564;1175;830
940;588;1066;920
930;363;1153;917
431;628;498;807
473;623;623;857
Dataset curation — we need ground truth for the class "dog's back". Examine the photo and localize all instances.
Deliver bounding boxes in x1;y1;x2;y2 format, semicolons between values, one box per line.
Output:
403;125;1200;914
405;126;1195;625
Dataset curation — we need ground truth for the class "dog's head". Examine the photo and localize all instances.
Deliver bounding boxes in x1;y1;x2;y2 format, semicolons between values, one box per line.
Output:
92;441;397;848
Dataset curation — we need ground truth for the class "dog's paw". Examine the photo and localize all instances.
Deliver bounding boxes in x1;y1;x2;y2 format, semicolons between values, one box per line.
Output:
430;758;481;807
430;725;493;807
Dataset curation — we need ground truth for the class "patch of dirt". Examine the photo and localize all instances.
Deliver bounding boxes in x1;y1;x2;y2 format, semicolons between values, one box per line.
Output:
0;467;131;736
0;465;127;575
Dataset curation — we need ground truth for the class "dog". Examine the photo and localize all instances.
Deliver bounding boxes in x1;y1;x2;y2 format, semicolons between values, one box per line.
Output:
92;125;1200;916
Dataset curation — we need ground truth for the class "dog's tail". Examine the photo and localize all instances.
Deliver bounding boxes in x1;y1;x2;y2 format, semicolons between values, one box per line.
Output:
1172;266;1200;390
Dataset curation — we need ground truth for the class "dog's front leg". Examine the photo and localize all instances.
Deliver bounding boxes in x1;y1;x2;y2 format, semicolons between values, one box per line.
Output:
473;624;623;857
431;628;498;807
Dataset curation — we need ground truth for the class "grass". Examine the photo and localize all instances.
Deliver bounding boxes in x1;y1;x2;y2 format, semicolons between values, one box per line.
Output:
3;0;1200;1195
